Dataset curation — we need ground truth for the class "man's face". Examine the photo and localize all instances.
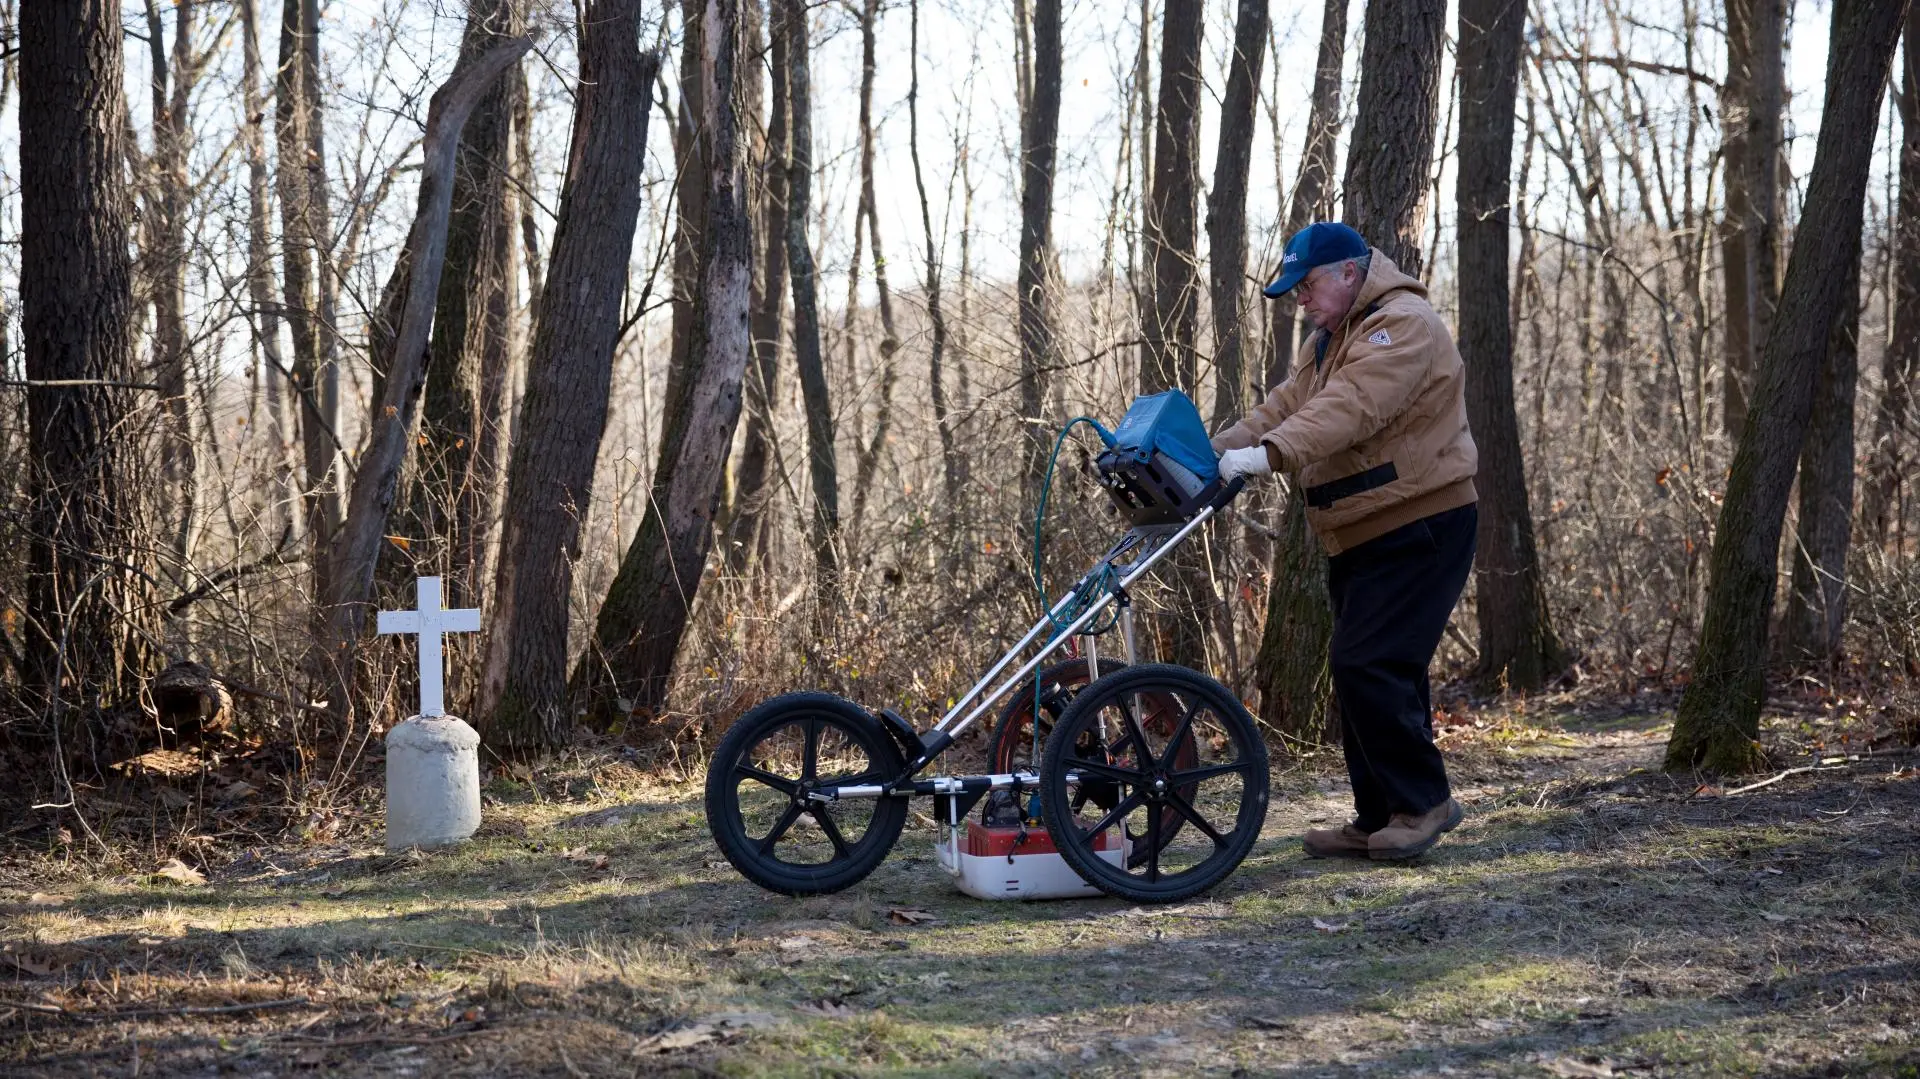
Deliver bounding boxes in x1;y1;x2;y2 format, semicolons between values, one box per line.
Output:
1295;260;1363;330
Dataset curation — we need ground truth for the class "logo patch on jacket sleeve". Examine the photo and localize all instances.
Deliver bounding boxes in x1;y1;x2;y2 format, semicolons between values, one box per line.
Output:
1367;329;1392;346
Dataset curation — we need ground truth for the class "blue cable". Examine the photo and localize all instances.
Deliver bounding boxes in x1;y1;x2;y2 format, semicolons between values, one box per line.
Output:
1024;417;1121;800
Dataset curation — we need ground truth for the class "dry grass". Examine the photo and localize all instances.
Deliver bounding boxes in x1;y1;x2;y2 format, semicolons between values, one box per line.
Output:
2;704;1918;1077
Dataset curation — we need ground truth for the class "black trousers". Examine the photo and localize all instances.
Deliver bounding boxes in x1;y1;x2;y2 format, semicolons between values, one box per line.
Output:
1326;501;1478;831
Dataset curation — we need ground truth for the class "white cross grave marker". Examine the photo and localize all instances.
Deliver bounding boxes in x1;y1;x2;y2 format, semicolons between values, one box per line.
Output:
377;576;481;718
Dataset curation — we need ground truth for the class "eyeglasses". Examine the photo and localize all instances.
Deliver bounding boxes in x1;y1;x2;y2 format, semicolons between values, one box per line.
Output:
1294;265;1340;302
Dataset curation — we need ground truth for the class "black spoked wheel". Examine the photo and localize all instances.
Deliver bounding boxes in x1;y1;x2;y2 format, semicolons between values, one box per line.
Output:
1039;664;1269;904
986;657;1197;870
705;693;908;896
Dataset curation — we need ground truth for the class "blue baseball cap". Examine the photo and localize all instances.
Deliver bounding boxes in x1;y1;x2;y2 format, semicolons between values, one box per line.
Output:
1263;222;1370;298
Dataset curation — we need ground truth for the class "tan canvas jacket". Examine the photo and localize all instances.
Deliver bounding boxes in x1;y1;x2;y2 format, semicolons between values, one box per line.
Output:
1212;248;1478;555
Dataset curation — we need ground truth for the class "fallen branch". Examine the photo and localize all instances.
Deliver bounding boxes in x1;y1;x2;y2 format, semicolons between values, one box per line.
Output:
219;674;336;717
0;996;312;1023
273;1026;496;1049
1720;764;1846;797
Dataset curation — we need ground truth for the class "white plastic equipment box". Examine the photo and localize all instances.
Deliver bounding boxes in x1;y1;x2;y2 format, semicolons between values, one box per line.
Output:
935;818;1126;900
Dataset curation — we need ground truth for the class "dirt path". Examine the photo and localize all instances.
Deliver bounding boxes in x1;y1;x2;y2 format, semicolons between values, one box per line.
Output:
4;707;1918;1077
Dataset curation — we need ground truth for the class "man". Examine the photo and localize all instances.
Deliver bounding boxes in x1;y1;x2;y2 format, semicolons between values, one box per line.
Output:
1212;221;1478;861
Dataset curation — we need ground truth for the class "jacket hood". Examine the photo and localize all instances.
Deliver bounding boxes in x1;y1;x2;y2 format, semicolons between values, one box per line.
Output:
1345;247;1428;323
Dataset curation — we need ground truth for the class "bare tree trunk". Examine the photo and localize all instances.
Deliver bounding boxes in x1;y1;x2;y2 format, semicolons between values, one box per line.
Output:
725;0;786;574
317;39;532;732
143;0;198;570
1199;0;1267;685
1783;228;1862;665
1205;0;1268;431
1862;14;1920;544
1260;0;1441;736
276;0;341;610
238;0;293;536
667;0;708;424
477;7;657;749
575;0;753;728
20;0;157;714
850;0;901;534
1131;0;1154;384
1254;0;1347;740
1720;0;1786;438
1342;0;1446;271
781;0;835;580
1667;0;1906;775
1459;0;1565;692
908;0;959;552
1017;0;1063;506
1141;0;1202;393
400;0;524;623
513;71;544;335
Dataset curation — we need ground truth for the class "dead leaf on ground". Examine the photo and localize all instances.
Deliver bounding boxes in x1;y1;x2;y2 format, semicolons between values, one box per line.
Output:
796;998;859;1018
1311;916;1356;934
2;948;60;976
560;846;610;871
639;1011;783;1052
25;893;68;907
887;907;937;926
1542;1056;1616;1078
152;858;206;886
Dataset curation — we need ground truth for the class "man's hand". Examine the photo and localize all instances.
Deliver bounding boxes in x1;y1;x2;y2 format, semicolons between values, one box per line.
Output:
1217;445;1273;483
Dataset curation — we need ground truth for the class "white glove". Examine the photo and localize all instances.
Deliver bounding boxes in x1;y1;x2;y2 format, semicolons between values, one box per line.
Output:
1217;445;1274;483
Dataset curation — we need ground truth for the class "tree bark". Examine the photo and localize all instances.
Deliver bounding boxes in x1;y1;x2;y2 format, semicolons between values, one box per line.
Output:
1266;0;1346;385
780;0;836;580
667;0;709;427
1458;0;1565;692
19;0;157;713
849;0;901;534
1667;0;1907;775
574;0;754;728
1018;0;1063;504
276;0;342;610
401;0;524;620
908;0;960;553
724;0;787;574
1253;0;1347;740
238;0;294;536
1720;0;1786;438
1862;13;1920;545
1141;0;1203;393
1138;0;1213;672
1342;0;1446;271
317;38;532;732
1205;0;1268;431
477;9;657;749
143;0;199;569
1783;228;1862;665
1259;0;1439;738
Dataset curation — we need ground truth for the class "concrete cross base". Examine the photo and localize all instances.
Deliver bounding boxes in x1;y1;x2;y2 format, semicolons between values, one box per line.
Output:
385;714;482;852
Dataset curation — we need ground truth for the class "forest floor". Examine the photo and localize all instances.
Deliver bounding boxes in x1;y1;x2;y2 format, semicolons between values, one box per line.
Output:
3;684;1919;1077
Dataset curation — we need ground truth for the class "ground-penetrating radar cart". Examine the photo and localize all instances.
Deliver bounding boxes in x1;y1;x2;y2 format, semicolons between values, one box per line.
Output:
704;391;1269;904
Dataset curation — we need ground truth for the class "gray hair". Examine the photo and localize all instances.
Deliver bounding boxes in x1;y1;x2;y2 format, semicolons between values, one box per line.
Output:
1349;253;1372;278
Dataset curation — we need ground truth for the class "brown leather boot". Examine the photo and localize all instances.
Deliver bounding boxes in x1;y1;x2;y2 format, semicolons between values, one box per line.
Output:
1302;822;1374;859
1367;798;1464;861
